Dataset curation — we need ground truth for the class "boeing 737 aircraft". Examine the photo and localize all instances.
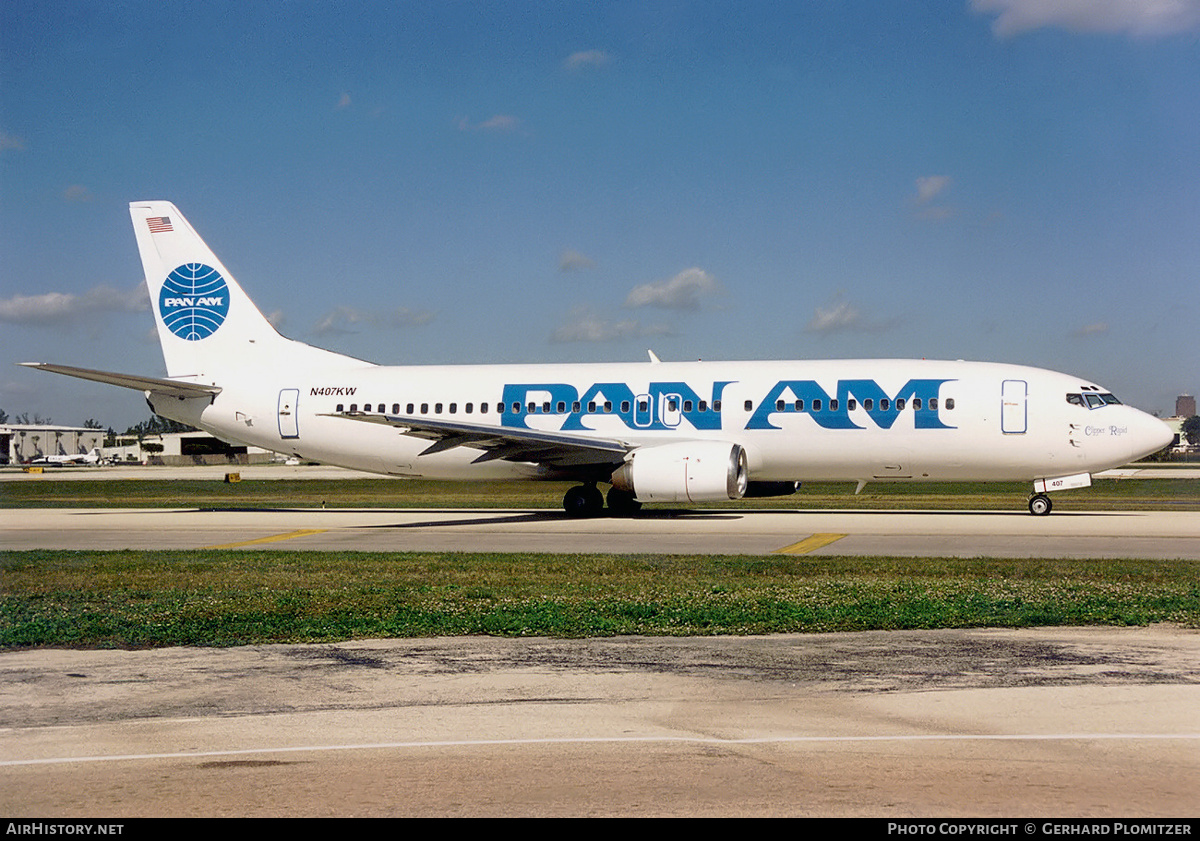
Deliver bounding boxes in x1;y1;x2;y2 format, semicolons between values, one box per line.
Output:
23;202;1172;516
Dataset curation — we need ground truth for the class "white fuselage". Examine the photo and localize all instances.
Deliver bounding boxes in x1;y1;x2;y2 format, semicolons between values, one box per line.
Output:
158;357;1169;485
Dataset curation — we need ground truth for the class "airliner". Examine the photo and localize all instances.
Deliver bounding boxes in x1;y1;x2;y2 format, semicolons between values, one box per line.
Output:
22;202;1172;517
30;447;102;467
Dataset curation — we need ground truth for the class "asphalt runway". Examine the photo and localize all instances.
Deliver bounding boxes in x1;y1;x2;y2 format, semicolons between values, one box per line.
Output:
2;627;1198;817
3;505;1199;558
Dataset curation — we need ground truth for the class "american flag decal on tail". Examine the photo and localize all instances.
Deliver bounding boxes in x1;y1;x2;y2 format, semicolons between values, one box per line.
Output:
146;216;173;233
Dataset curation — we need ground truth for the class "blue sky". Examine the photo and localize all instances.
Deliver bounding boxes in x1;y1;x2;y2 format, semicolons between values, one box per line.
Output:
2;0;1197;430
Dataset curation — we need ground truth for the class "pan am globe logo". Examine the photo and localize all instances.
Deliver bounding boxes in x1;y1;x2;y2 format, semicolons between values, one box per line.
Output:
159;263;230;341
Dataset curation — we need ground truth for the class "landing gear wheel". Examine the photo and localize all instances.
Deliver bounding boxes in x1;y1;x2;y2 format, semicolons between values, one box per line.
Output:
1028;493;1053;516
606;487;642;517
563;484;604;518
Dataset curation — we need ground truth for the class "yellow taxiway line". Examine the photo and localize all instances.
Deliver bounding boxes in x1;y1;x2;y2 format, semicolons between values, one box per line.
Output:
774;533;848;554
205;528;329;549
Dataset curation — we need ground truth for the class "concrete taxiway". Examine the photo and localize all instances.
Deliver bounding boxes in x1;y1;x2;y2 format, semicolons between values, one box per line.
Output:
2;627;1198;817
3;505;1198;558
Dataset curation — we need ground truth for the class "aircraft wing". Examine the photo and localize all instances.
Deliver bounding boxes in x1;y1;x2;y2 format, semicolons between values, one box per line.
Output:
19;363;221;399
326;412;632;468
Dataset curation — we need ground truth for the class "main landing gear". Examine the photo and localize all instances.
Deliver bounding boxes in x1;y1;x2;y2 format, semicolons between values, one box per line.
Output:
1028;493;1053;516
562;484;642;518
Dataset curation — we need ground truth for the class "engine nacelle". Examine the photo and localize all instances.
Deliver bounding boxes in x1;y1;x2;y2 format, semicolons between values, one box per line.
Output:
610;441;748;503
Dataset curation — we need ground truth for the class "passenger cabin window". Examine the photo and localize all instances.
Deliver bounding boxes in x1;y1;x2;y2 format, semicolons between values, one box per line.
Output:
336;403;344;412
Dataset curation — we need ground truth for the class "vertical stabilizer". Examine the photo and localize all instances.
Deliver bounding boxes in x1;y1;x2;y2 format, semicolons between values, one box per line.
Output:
130;201;360;379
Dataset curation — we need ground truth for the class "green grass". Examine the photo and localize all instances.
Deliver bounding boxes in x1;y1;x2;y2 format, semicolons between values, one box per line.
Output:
3;550;1197;648
2;476;1197;511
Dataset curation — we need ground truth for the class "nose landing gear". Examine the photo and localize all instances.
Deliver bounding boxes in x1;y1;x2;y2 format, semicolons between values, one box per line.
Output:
1028;493;1053;516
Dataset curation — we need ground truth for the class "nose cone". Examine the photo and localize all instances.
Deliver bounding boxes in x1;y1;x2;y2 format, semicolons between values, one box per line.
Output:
1083;407;1175;470
1130;411;1175;461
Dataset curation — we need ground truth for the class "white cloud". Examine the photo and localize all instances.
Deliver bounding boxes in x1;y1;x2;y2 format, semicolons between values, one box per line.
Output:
1072;321;1110;336
912;176;955;219
914;175;951;205
806;298;862;334
558;250;596;272
336;92;352;110
456;114;521;133
805;293;898;335
564;49;611;71
972;0;1200;37
63;185;94;202
313;305;434;335
0;130;25;152
0;285;147;326
550;306;673;343
623;268;720;311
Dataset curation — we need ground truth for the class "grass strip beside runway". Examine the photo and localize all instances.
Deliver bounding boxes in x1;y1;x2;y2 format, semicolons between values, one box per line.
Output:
3;551;1197;647
3;477;1197;511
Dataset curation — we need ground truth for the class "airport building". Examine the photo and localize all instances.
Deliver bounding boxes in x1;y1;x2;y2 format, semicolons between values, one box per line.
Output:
104;430;275;466
0;424;106;465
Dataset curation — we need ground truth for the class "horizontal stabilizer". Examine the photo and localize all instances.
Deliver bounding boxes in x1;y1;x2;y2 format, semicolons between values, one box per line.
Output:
19;362;221;399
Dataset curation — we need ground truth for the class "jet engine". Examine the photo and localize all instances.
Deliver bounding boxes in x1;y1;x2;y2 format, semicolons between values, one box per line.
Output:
610;441;748;503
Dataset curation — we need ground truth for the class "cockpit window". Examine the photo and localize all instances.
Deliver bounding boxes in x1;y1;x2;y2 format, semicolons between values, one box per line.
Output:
1069;392;1123;409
